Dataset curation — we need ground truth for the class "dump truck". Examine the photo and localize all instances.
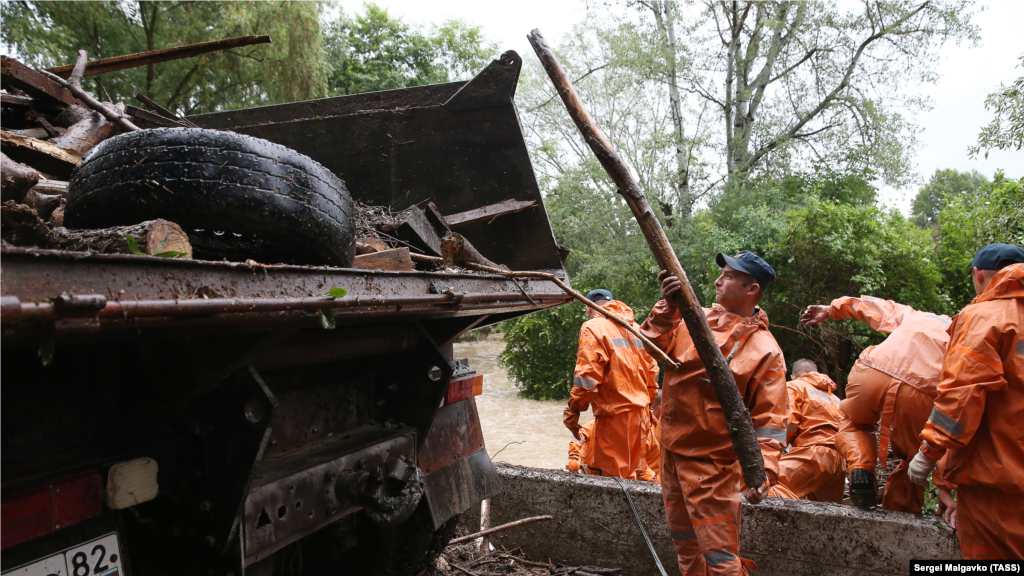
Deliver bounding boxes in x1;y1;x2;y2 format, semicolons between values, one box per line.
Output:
1;50;573;575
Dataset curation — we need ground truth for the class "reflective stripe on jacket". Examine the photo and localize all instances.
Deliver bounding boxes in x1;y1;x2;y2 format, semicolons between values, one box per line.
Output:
787;372;843;448
830;296;951;394
923;263;1024;494
639;301;788;483
569;300;659;416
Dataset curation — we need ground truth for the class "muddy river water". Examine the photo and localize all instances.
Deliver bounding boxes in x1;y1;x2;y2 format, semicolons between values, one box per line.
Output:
454;334;591;471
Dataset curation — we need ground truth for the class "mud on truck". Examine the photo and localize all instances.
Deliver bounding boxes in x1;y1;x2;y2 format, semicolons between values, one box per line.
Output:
1;50;573;575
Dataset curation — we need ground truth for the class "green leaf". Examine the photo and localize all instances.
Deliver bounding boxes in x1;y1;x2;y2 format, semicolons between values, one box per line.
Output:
125;233;146;256
319;309;337;329
326;286;348;299
154;250;188;259
154;237;169;254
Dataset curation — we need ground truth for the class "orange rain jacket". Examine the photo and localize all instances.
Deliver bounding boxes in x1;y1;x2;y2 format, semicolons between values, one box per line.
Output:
829;296;951;396
770;372;846;502
568;300;659;479
919;264;1024;559
640;301;788;484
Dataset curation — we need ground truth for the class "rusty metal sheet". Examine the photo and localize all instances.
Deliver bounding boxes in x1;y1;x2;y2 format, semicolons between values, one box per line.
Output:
423;448;501;530
418;398;486;476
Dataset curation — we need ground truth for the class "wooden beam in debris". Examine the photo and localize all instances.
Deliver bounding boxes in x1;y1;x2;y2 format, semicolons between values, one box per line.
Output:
351;248;414;271
45;35;272;79
444;199;538;229
133;90;198;127
0;131;81;180
1;56;79;107
126;105;188;128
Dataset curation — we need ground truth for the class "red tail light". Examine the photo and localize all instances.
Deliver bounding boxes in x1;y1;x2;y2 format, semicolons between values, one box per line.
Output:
1;470;103;550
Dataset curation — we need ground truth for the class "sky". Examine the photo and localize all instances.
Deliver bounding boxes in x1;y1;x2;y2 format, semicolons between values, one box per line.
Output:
336;0;1023;214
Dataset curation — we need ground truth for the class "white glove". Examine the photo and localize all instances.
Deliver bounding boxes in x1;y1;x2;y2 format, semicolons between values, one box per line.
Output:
908;450;937;486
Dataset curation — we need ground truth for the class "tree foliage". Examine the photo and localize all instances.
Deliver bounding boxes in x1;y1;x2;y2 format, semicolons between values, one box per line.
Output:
323;3;497;96
1;1;328;114
969;54;1024;158
910;168;988;229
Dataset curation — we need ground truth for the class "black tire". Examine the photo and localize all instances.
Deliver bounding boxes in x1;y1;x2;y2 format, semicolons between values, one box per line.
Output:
65;128;355;267
306;500;459;576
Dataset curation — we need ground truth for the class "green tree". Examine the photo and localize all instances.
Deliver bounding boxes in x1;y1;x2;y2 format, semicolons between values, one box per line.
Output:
1;1;328;114
969;54;1024;159
910;168;988;229
324;3;497;96
936;172;1024;308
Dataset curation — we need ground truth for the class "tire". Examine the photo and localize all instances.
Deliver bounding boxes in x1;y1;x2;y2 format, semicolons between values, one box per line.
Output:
65;128;355;267
306;500;459;576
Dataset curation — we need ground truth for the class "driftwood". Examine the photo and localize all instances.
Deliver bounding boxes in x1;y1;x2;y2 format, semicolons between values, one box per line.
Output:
445;199;538;229
125;105;188;128
46;35;272;79
51;219;192;257
441;232;504;269
528;29;765;490
49;103;124;156
355;237;389;254
23;190;62;222
351;247;413;271
133;90;198;128
30;180;69;198
1;56;79;107
448;515;553;545
0;131;81;180
38;52;140;133
1;153;41;202
53;104;91;128
1;201;51;246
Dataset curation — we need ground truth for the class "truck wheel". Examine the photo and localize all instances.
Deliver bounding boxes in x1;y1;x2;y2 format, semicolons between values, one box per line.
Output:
307;500;458;576
65;128;355;267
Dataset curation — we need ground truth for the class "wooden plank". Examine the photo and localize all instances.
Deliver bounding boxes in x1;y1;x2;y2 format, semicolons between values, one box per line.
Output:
31;179;69;198
0;131;81;179
126;105;188;128
444;199;537;228
351;248;413;271
45;35;272;79
1;56;79;107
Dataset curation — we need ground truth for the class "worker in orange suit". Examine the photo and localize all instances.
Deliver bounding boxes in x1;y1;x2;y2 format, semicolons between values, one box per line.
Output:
910;244;1024;560
768;359;846;503
641;251;787;576
567;419;595;473
563;289;660;480
800;294;951;512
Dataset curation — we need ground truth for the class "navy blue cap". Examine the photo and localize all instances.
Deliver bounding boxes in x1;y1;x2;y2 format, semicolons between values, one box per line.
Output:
972;243;1024;271
716;251;776;291
585;289;613;303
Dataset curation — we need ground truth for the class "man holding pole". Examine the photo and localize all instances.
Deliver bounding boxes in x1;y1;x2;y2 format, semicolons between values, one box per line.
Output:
641;252;788;576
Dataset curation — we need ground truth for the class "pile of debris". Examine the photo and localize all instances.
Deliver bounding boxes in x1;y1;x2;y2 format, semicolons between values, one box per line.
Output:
433;540;623;576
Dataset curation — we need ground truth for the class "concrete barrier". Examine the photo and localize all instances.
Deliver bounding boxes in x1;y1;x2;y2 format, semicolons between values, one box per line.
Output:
460;464;960;576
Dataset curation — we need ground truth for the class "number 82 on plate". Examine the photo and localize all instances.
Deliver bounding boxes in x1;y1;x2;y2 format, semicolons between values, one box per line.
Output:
3;532;123;576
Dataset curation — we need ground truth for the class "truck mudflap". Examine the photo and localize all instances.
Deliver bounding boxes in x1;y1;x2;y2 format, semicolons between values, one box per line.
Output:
418;397;501;530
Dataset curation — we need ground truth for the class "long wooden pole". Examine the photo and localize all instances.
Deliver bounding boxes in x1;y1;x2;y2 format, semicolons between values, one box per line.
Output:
527;29;766;490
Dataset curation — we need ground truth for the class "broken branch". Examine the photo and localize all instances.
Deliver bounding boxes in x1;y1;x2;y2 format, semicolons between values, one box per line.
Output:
37;68;140;132
449;515;554;545
528;29;766;490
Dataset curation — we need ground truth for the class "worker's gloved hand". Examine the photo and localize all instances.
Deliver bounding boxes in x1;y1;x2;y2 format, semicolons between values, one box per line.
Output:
849;468;877;509
658;270;681;307
908;450;937;486
563;408;581;440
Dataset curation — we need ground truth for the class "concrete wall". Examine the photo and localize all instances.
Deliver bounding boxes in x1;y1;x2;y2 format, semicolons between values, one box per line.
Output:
461;464;960;576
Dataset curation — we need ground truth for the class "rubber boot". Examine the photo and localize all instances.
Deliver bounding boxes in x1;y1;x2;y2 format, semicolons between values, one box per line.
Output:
849;468;877;509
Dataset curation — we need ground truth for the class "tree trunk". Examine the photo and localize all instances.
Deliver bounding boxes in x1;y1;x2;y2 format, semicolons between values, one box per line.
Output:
51;219;192;257
652;1;690;216
48;103;124;156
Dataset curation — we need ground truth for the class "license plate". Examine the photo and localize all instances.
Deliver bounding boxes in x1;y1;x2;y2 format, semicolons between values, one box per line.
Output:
3;532;123;576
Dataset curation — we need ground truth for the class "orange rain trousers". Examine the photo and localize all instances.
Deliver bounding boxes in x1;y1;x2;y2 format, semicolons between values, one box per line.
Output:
920;263;1024;559
769;372;846;502
662;451;755;576
568;300;659;480
835;362;935;512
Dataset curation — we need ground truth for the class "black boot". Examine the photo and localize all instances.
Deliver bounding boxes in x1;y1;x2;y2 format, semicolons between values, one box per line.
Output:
849;468;878;508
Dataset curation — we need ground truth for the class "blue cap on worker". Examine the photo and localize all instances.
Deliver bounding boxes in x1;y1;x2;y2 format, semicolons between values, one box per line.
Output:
585;289;613;303
972;243;1024;271
716;250;776;291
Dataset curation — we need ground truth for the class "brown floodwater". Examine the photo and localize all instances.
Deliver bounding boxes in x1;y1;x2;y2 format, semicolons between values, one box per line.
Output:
454;334;592;471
